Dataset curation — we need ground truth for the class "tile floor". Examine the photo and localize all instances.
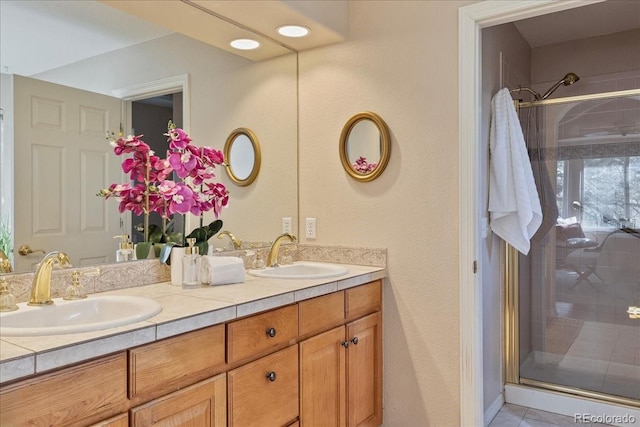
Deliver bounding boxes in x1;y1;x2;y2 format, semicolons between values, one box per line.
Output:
488;403;616;427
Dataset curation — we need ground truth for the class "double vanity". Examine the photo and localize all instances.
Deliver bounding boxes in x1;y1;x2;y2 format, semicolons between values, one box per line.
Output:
0;258;385;426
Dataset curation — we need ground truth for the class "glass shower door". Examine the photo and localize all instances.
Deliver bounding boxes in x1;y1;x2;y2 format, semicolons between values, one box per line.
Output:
516;90;640;404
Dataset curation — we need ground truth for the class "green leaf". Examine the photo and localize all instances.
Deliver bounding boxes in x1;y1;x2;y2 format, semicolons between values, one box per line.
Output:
148;227;163;244
135;242;152;260
196;241;208;256
154;242;165;257
164;232;184;244
205;220;223;240
159;242;177;264
187;227;207;242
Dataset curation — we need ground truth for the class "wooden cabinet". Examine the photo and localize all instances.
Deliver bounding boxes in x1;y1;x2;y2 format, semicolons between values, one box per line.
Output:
300;281;382;427
130;373;226;426
0;279;382;427
228;344;299;427
0;353;128;427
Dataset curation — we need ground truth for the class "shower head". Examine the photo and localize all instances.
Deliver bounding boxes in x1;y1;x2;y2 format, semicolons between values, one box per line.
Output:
541;72;580;100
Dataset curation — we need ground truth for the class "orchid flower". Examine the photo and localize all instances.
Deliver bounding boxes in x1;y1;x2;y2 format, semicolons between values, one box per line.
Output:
99;120;229;236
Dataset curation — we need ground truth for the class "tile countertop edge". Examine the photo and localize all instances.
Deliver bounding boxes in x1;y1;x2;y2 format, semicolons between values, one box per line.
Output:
0;265;386;385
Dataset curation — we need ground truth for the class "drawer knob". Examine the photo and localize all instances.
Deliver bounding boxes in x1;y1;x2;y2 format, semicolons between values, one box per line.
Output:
266;327;277;338
266;371;277;382
341;340;349;348
351;336;359;345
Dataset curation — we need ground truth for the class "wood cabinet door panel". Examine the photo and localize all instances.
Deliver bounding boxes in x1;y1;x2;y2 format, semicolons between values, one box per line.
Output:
228;344;299;427
129;324;226;403
227;304;298;364
130;373;226;427
346;312;382;427
345;281;381;321
300;326;346;427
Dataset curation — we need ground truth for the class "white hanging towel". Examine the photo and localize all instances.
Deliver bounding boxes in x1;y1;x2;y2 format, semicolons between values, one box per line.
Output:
488;88;542;255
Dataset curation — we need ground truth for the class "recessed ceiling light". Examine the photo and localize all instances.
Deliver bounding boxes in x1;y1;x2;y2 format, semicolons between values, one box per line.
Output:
230;38;260;50
277;25;310;38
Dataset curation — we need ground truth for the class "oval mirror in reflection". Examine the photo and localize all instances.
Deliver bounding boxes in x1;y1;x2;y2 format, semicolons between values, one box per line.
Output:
339;112;391;182
224;128;261;186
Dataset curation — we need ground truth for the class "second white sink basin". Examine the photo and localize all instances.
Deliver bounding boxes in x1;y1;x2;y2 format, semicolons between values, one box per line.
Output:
248;262;348;280
0;295;162;337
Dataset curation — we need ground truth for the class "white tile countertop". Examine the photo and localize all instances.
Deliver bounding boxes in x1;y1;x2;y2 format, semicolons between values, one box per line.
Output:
0;263;386;384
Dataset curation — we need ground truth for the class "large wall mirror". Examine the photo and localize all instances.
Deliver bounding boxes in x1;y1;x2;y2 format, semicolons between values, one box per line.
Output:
339;112;391;182
224;128;261;187
0;1;298;273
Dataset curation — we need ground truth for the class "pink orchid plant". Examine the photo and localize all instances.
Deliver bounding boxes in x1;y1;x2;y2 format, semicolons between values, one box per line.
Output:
98;121;229;242
352;156;378;174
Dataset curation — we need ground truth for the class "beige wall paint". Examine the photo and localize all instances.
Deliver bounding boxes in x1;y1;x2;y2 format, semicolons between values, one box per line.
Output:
532;28;640;85
299;1;473;425
480;22;532;415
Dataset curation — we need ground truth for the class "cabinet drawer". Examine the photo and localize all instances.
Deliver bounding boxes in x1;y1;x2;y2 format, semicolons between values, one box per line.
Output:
227;304;298;364
228;344;299;427
0;353;128;427
129;324;226;403
345;280;382;321
298;291;345;337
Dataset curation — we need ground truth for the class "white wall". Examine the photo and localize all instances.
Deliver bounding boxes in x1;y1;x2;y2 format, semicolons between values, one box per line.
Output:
299;1;473;424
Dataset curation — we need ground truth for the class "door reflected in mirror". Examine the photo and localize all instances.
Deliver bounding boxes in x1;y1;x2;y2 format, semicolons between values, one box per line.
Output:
339;112;391;182
224;128;261;186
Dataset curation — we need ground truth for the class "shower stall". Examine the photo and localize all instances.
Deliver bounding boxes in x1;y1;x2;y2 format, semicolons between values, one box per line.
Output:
505;77;640;407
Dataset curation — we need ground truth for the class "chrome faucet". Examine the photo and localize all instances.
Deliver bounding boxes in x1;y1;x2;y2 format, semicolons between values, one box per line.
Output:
28;251;72;306
266;233;297;267
218;230;242;250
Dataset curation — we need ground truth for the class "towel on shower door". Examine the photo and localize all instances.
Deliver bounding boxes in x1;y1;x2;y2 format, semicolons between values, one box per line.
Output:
488;88;542;255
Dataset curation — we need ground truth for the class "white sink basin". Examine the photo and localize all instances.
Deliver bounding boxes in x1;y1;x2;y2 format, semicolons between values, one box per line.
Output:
248;262;348;280
0;295;162;336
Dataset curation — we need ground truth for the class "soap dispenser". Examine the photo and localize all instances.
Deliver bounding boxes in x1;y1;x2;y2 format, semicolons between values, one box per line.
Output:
64;271;87;300
114;234;133;262
182;238;201;287
0;277;18;312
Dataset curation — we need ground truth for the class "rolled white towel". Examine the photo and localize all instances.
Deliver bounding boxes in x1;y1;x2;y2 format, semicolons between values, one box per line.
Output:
205;256;245;285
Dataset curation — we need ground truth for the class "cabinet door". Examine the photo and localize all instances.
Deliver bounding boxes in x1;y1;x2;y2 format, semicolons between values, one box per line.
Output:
300;326;346;427
130;373;226;427
228;344;299;427
346;312;382;427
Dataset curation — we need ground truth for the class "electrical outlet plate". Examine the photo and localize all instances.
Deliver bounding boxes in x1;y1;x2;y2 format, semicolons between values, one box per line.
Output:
282;217;292;234
305;218;316;239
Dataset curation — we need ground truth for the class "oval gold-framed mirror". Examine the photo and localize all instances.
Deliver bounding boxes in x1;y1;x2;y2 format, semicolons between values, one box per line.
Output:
224;128;261;186
339;112;391;182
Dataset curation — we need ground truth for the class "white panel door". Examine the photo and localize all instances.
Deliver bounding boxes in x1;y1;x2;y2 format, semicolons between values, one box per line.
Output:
13;76;123;272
